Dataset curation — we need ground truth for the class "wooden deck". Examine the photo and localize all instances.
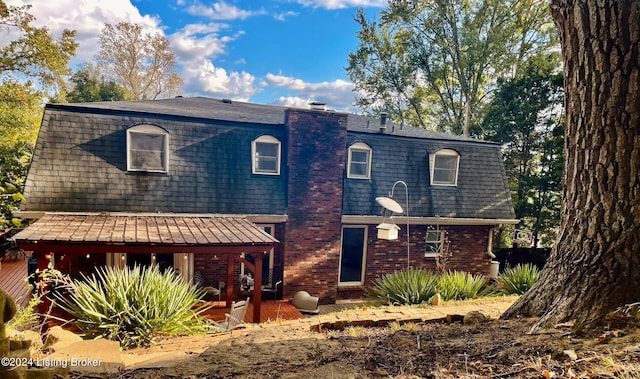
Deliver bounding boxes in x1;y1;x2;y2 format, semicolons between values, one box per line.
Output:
202;300;305;323
0;254;32;308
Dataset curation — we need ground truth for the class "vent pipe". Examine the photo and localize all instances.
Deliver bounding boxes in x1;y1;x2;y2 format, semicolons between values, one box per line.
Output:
379;112;388;133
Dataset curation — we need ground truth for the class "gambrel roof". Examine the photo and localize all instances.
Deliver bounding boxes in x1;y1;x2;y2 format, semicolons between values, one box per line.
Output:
20;97;515;221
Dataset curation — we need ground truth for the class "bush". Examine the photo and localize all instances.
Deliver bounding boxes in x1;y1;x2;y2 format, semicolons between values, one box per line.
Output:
497;263;539;295
366;268;438;305
367;269;496;306
437;271;494;301
52;264;211;348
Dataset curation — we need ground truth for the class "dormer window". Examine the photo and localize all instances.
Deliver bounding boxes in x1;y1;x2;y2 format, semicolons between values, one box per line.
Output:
347;142;372;179
430;149;459;186
252;135;281;175
127;124;169;173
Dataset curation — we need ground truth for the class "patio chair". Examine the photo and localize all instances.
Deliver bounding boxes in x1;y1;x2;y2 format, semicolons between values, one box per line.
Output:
262;280;282;300
211;297;249;332
291;291;320;314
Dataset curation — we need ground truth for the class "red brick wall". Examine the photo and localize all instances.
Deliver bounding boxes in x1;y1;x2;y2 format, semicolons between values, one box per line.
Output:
283;109;347;302
337;224;493;300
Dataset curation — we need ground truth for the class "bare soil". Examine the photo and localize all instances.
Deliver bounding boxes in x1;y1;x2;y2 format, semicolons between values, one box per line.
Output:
100;315;640;378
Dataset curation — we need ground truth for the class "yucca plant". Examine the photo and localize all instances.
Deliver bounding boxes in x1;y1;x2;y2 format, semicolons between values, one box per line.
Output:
497;263;540;295
436;271;494;301
52;264;211;348
366;268;438;305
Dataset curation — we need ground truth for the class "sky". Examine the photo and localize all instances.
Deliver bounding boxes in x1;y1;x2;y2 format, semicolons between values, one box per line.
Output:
6;0;388;112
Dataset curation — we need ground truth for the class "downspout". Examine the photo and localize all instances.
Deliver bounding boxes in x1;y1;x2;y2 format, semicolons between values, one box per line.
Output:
488;226;500;279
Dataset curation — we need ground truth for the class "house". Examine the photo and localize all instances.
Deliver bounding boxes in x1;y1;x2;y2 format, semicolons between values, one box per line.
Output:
15;97;517;317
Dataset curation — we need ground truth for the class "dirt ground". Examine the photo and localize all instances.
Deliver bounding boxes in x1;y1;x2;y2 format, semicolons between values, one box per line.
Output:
95;320;640;379
80;312;640;379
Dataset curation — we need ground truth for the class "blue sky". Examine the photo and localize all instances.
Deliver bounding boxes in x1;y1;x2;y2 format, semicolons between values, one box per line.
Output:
6;0;388;111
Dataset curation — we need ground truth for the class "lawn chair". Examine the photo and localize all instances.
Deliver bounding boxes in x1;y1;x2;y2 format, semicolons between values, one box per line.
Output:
211;297;249;332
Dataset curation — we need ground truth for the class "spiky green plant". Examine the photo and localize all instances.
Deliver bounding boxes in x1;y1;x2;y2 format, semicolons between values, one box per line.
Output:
436;271;494;301
497;263;540;295
52;264;211;348
366;268;438;305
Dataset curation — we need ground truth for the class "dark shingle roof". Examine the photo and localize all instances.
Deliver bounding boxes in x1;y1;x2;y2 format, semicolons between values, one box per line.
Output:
58;97;493;143
21;97;514;220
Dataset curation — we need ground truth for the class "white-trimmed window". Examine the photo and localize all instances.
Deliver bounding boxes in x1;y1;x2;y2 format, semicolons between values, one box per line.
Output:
252;135;281;175
339;226;368;286
127;124;169;173
430;149;460;186
347;142;372;179
425;230;445;257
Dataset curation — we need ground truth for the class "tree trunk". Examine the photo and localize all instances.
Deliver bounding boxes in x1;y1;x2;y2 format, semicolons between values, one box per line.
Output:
501;0;640;329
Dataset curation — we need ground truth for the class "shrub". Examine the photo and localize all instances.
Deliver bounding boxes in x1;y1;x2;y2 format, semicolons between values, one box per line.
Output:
366;268;438;305
497;263;539;295
7;283;43;332
436;271;494;301
52;264;211;348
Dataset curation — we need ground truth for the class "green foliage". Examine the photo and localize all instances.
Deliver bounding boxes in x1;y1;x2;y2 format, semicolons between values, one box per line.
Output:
347;0;557;135
0;81;43;145
7;285;43;332
0;142;32;227
367;268;495;305
0;0;77;89
436;271;494;301
497;263;539;295
64;64;128;103
477;54;564;246
51;265;211;348
367;268;438;305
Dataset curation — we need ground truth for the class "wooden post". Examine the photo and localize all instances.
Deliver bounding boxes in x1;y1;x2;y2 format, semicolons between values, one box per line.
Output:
251;252;263;323
226;254;234;308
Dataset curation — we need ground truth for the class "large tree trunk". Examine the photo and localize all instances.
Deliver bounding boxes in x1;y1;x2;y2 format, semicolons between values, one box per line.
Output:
501;1;640;329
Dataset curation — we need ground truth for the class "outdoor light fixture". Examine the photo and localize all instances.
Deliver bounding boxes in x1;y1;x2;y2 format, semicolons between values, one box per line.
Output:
376;222;401;240
375;180;410;271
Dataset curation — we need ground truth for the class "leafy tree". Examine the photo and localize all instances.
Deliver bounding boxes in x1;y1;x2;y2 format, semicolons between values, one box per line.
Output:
0;0;76;88
0;0;75;228
502;0;640;329
65;64;128;103
347;0;556;135
477;54;564;247
0;142;30;227
96;22;183;100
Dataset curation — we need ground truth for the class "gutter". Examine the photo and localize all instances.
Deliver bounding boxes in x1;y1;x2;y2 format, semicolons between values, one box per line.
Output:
341;215;520;226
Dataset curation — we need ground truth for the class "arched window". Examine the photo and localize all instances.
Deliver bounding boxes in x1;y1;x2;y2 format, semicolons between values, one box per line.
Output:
252;135;281;175
430;149;460;186
127;124;169;173
347;142;372;179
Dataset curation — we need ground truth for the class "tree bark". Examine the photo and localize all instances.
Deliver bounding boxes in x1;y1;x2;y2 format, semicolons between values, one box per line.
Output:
501;0;640;329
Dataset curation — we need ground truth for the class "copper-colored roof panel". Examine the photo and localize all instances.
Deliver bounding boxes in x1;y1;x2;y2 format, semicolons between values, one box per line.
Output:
14;214;279;247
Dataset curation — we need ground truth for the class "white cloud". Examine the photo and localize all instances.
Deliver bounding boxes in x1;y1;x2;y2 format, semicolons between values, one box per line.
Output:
264;73;357;110
169;23;233;62
186;1;265;20
4;0;160;64
182;60;259;101
168;20;259;100
274;11;299;21
291;0;387;9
